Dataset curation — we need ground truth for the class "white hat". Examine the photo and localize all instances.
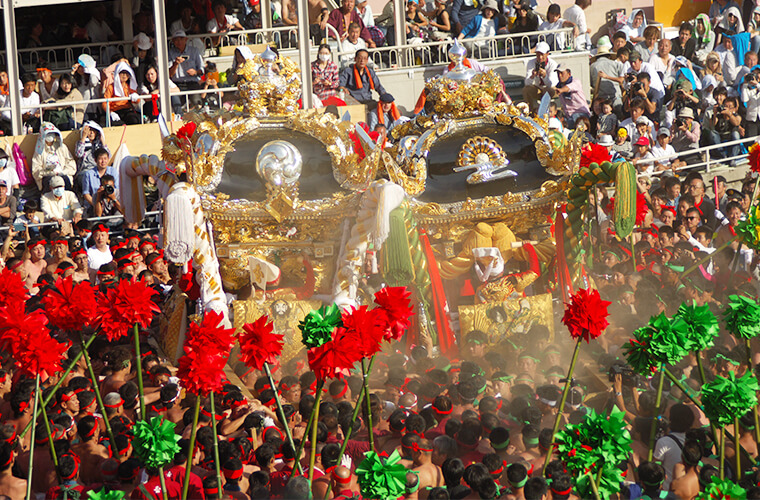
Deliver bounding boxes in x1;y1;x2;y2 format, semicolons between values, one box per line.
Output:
535;41;551;54
171;29;187;39
247;256;281;290
134;32;152;51
597;134;614;146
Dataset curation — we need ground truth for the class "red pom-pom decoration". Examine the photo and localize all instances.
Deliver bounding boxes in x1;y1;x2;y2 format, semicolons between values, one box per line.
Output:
41;277;98;332
184;310;236;352
0;268;30;311
373;286;414;341
308;328;363;381
562;288;611;343
7;309;69;378
95;278;160;341
341;305;387;358
238;315;284;372
176;345;229;396
580;143;611;170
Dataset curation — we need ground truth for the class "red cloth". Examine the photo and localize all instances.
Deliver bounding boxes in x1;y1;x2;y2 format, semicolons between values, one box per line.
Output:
321;96;347;107
419;230;457;356
130;474;182;500
167;465;204;500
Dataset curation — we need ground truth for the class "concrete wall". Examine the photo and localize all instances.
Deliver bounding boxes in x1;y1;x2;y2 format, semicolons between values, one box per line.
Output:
3;121;182;161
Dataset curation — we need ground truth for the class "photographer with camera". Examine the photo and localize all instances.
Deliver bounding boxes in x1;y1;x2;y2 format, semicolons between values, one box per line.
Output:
81;147;119;216
627;72;661;123
664;79;699;129
523;42;558;113
704;87;743;161
742;69;760;137
92;175;124;221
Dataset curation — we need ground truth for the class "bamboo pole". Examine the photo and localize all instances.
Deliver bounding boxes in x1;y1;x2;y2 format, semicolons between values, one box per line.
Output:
20;335;97;439
133;324;146;419
181;397;201;500
79;333;120;459
734;416;742;480
743;339;760;451
586;471;601;500
37;385;58;468
308;380;326;483
263;362;303;475
323;356;375;500
543;337;582;473
209;392;222;500
720;427;726;480
647;365;665;462
25;374;40;500
361;359;375;453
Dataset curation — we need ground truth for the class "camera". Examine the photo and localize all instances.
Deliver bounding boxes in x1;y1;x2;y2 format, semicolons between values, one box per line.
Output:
608;362;638;387
631;82;643;93
674;118;684;128
716;105;725;112
625;73;636;82
103;184;115;195
536;61;546;70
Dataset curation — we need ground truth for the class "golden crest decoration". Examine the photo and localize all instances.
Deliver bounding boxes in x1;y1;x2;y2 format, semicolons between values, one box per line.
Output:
458;293;554;344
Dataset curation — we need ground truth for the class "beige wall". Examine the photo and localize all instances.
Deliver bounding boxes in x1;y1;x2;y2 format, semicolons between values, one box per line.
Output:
3;122;184;160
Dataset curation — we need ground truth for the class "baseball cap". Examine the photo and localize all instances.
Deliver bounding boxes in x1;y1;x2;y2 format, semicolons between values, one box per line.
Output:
171;29;187;39
657;128;670;137
50;176;65;188
535;41;550;54
635;136;650;146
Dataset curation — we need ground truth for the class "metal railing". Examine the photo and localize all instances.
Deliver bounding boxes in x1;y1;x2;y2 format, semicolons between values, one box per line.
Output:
0;210;163;233
0;39;136;71
637;134;758;178
333;28;574;70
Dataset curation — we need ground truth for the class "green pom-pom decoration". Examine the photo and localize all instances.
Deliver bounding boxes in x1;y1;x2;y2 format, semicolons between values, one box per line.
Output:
623;326;658;375
696;476;747;500
723;294;760;340
356;450;410;499
299;304;343;348
735;204;760;252
132;417;181;468
88;490;126;500
701;371;760;428
623;313;689;375
575;465;624;500
676;301;719;351
554;407;632;500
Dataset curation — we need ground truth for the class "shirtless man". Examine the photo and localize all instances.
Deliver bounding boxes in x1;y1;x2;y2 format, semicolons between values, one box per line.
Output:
71;416;110;485
46;235;72;274
71;249;90;283
670;441;702;500
23;237;47;291
6;384;34;452
101;347;132;395
0;442;26;500
504;463;528;500
411;438;444;490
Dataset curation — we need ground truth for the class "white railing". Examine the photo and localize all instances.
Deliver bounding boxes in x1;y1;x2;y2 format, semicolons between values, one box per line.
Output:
638;134;757;178
333;28;574;70
0;40;136;71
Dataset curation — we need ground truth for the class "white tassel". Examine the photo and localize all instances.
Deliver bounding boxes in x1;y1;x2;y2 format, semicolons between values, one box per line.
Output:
164;183;195;264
